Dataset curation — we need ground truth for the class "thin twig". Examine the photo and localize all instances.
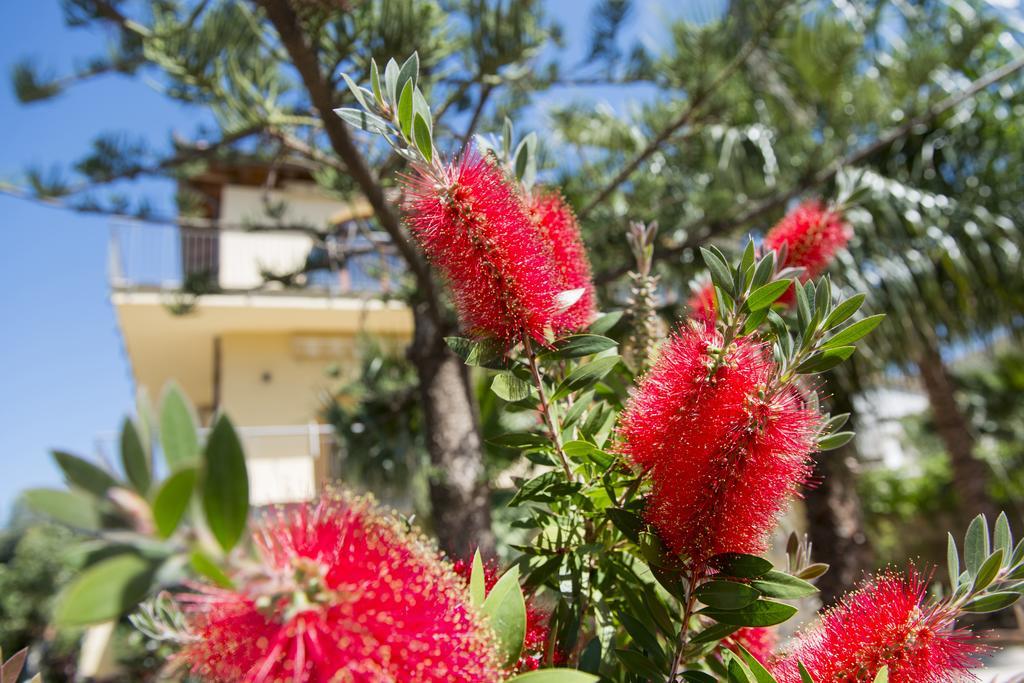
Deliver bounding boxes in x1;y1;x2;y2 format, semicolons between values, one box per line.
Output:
522;334;574;480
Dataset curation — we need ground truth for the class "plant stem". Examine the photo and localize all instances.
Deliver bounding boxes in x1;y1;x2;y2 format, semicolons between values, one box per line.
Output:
522;333;574;480
667;564;704;682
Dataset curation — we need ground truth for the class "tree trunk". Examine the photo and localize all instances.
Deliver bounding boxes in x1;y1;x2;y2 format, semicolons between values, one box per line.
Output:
916;334;996;525
255;0;495;559
410;303;495;558
805;379;873;606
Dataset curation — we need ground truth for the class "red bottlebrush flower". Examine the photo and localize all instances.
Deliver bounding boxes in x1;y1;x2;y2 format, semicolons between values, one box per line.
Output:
178;494;500;683
764;200;851;279
772;569;983;683
528;190;597;334
452;557;558;672
403;153;562;344
616;324;818;562
687;280;717;327
725;627;778;666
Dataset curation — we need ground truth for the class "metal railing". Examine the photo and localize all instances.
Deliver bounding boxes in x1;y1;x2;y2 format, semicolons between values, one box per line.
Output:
109;221;403;297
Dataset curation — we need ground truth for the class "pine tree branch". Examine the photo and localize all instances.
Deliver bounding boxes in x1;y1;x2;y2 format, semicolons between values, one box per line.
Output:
0;182;335;236
595;51;1024;284
255;0;442;325
459;83;495;153
575;13;775;222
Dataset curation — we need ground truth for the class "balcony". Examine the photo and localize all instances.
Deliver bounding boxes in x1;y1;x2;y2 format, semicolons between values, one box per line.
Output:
108;221;403;298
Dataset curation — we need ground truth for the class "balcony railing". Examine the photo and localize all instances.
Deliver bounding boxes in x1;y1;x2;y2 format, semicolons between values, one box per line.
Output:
109;221;403;297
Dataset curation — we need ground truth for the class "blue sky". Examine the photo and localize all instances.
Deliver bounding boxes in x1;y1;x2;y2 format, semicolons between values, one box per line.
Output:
0;0;703;517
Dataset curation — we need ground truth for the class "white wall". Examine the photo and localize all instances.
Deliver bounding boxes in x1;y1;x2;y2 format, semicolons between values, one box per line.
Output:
218;182;352;289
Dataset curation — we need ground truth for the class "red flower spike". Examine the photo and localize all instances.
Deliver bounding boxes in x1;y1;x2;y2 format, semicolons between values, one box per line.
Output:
772;568;984;683
403;154;562;344
528;190;597;334
764;200;851;280
616;324;818;562
687;280;717;328
178;494;501;683
452;557;560;672
725;627;778;666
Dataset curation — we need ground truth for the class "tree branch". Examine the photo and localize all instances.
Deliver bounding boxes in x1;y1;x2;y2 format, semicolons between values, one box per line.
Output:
255;0;442;325
576;21;769;221
595;51;1024;284
459;83;495;153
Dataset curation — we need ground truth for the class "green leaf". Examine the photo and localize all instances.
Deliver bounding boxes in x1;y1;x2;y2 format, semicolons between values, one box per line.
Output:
618;611;664;659
695;580;760;609
971;549;1003;593
961;591;1021;613
21;488;101;530
383;58;399;105
873;666;888;683
690;622;739;645
55;553;155;626
469;549;486;608
736;644;780;683
795;563;829;580
995;512;1013;562
491;372;533;403
508;472;565;506
750;570;819;599
615;649;665;679
588;310;623;335
947;533;960;588
52;450;118;497
482;566;527;668
725;651;757;683
340;72;370;109
189;550;233;588
579;637;602;674
817;431;855;451
701;247;734;296
397;79;414;139
822;314;885;349
395;52;419;101
823;294;865;329
121;418;151;494
713;553;774;579
333;107;392;136
504;671;598;683
541;334;617;359
683;672;718;683
563;440;615;469
552;356;620;400
606;507;644;543
413;113;432;163
443;336;508;369
152;467;197;539
699;599;798;626
160;383;200;469
201;415;249;552
794;346;856;374
819;412;850;434
487;432;549;449
747;280;792;311
369;59;382;104
798;662;816;683
965;514;990;577
514;132;538;187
